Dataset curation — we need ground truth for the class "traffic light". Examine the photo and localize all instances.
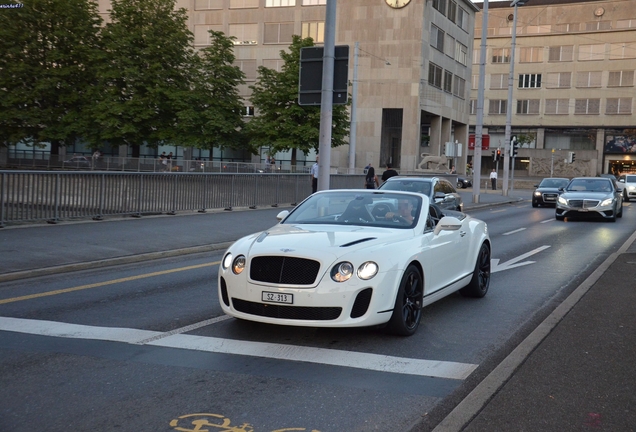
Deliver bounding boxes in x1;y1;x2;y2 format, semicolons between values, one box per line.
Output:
492;150;496;162
568;151;576;163
511;136;519;158
496;148;501;161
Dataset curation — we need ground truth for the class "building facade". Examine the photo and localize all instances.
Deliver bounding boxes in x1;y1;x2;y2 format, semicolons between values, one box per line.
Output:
471;0;636;177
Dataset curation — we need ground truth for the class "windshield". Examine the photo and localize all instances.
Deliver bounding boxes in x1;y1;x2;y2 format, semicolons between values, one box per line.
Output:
566;178;613;192
378;179;432;196
539;178;569;188
283;191;423;229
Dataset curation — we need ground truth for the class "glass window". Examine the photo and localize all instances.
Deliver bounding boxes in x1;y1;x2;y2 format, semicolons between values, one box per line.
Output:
585;21;611;31
545;72;571;89
235;59;257;80
455;42;467;65
431;25;444;52
444;70;453;93
303;0;326;4
263;59;285;72
517;99;540;114
553;23;579;33
579;44;605;61
264;22;294;44
608;71;635;87
518;74;542;89
519;47;543;63
433;0;446;15
492;48;510;64
574;99;600;115
606;98;632;115
195;0;223;9
471;74;479;90
545;99;569;115
548;45;573;62
453;76;465;98
616;19;636;29
229;24;258;45
447;1;457;23
490;74;506;90
428;63;443;88
194;24;224;45
229;0;259;7
489;99;507;115
445;34;455;58
610;43;636;60
457;7;468;32
266;0;296;6
473;48;480;64
469;99;477;115
301;21;324;43
576;71;602;88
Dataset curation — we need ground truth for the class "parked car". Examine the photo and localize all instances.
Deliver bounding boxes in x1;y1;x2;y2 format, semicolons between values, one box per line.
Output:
62;156;91;169
218;190;491;336
457;177;472;189
378;177;463;211
556;177;623;222
617;174;636;202
532;177;569;207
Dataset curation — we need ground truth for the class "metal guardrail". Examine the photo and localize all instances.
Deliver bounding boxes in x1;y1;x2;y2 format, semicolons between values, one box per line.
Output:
0;171;366;227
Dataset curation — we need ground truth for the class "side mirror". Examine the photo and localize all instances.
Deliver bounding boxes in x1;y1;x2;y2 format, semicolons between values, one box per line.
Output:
276;210;290;221
533;184;539;188
434;216;462;235
619;179;625;183
433;191;445;202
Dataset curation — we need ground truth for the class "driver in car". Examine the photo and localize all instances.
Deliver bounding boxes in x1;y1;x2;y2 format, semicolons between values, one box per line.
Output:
385;199;414;223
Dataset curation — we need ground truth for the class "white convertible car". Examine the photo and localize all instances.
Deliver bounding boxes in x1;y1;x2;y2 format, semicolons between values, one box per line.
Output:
219;190;491;336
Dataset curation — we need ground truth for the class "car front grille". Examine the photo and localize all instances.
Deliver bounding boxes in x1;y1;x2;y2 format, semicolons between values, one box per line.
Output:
232;298;342;321
250;256;320;285
542;193;559;202
567;199;600;208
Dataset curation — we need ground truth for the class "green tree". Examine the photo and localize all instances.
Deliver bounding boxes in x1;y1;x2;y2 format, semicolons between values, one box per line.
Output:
245;35;349;165
0;0;103;152
173;31;246;151
91;0;196;152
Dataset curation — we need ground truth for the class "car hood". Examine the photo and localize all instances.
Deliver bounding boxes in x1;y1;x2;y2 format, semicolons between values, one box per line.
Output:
535;187;561;193
234;223;413;262
560;191;614;200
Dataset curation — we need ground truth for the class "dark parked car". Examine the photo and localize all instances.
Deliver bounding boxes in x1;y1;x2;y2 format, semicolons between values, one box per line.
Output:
556;177;623;222
456;177;472;189
532;177;569;207
63;156;91;169
378;177;463;211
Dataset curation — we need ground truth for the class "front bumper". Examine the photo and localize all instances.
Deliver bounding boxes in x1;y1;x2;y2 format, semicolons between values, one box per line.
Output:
556;199;616;219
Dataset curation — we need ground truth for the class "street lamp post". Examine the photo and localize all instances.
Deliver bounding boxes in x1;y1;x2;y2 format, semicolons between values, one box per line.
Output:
502;0;526;196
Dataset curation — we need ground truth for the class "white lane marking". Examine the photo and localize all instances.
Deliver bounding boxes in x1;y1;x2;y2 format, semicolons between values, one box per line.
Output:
491;245;551;273
135;316;231;345
0;316;477;380
540;219;555;224
502;228;526;236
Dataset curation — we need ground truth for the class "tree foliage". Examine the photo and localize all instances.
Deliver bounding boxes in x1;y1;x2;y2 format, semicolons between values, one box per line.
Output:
0;0;103;149
245;36;350;162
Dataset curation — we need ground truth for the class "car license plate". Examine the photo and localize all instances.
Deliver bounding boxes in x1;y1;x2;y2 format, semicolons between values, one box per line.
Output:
578;208;589;212
262;291;293;304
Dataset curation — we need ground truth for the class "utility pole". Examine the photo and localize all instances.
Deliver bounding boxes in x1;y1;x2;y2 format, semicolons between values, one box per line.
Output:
472;0;489;204
317;0;336;191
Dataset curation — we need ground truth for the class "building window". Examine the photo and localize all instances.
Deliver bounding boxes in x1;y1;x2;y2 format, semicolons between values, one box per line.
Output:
579;44;605;61
428;62;443;88
574;99;600;115
517;99;540;114
229;0;258;7
444;70;453;93
266;0;295;6
473;49;480;64
194;24;224;45
616;19;636;29
455;42;468;65
229;24;258;45
548;45;573;62
576;71;602;88
264;23;294;44
518;74;542;89
470;99;477;115
432;0;446;15
471;74;479;90
585;21;611;31
445;34;455;58
490;73;506;90
608;71;635;87
244;106;255;117
235;59;257;80
545;72;571;89
447;0;457;23
302;22;324;43
519;47;543;63
457;7;468;32
606;98;632;115
545;99;569;115
610;43;636;60
302;0;326;4
489;99;507;115
195;0;223;9
526;25;551;34
263;59;285;72
431;25;444;52
553;23;579;33
491;48;510;64
453;76;465;98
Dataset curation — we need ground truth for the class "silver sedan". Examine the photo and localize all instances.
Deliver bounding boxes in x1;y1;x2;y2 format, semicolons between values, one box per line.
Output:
555;177;623;222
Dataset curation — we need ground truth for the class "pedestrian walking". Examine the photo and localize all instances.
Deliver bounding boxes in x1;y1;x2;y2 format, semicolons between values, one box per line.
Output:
381;163;399;183
310;155;319;193
490;168;497;190
365;163;379;189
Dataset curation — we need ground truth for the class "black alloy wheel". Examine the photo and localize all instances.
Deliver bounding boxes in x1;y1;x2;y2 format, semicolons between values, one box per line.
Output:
388;264;423;336
460;243;490;298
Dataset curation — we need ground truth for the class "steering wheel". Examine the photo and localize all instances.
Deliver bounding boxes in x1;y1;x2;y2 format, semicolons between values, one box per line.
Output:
390;214;410;225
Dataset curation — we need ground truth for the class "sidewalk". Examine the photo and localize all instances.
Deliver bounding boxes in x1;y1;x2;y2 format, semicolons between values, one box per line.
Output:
1;188;634;431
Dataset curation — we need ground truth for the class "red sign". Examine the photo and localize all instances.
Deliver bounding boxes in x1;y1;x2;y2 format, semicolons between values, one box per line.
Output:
468;134;490;150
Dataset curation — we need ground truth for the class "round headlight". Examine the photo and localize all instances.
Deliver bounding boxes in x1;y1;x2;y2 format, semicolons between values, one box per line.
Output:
331;262;354;282
222;253;233;270
534;191;541;196
357;261;378;280
232;255;246;275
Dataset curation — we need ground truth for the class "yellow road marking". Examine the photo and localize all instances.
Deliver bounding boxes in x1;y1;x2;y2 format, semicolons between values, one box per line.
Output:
0;261;220;305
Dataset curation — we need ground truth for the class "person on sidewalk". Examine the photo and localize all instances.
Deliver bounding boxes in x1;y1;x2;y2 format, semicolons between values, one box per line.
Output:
381;163;398;183
310;155;319;193
490;169;498;190
365;163;379;189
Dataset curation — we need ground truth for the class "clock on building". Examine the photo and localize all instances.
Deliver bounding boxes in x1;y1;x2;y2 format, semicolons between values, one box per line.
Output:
594;7;605;17
385;0;411;9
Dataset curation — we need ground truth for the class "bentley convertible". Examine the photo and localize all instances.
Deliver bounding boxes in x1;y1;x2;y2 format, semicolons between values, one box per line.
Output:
218;190;491;336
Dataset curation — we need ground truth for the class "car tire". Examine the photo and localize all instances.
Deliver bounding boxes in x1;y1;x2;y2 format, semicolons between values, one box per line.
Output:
457;182;463;189
556;213;564;221
387;264;423;337
532;201;538;208
624;191;630;202
460;243;490;298
618;203;623;218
